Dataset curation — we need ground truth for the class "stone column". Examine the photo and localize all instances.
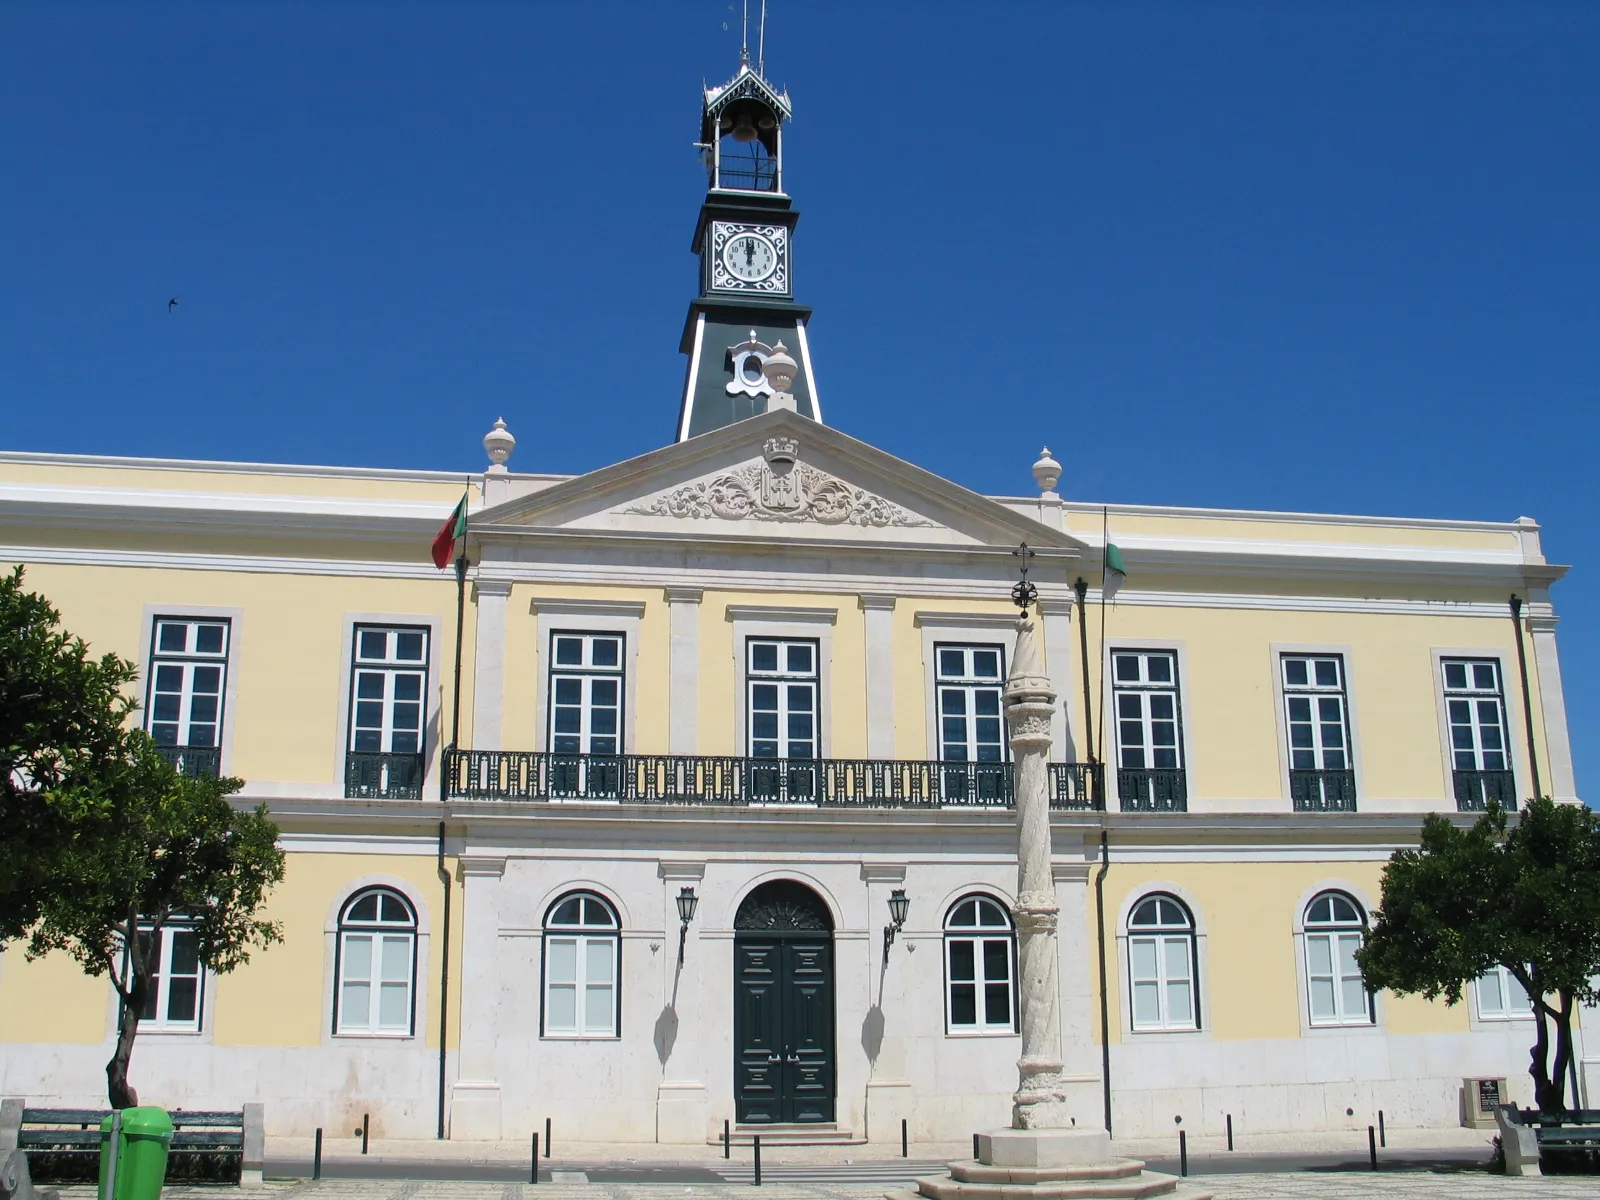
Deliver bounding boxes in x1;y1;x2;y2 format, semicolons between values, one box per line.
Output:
471;578;513;750
656;860;708;1142
666;589;703;755
1528;608;1577;802
1038;599;1079;763
451;855;506;1138
1002;610;1068;1130
859;595;897;760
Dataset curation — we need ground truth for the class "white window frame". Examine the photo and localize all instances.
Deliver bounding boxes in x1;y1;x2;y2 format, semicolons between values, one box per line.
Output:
128;920;206;1034
746;636;821;760
320;875;431;1045
1475;964;1535;1023
1123;892;1201;1033
333;886;419;1037
1108;648;1185;771
138;605;243;774
541;890;621;1039
546;631;627;756
1430;648;1527;804
532;599;644;756
933;644;1009;765
943;893;1016;1036
915;612;1022;762
1297;888;1376;1029
728;606;837;759
1270;642;1365;807
333;614;444;800
348;625;431;763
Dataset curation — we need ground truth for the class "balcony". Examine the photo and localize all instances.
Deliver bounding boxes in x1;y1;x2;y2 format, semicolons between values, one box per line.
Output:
1453;769;1518;812
445;750;1104;811
154;745;221;779
1290;768;1357;812
1118;768;1188;813
345;751;426;800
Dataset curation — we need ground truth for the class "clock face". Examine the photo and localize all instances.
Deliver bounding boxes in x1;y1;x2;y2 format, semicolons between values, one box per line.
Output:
722;232;779;283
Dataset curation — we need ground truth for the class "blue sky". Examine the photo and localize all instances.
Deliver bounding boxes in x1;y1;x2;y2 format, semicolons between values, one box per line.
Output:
2;1;1595;796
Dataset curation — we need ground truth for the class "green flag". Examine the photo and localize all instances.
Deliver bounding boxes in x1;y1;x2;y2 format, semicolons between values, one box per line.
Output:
1104;542;1127;601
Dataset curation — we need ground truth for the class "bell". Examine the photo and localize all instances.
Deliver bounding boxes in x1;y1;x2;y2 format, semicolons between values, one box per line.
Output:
730;110;758;142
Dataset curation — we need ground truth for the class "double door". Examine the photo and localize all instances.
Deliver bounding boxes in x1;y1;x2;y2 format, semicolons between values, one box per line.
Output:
734;935;834;1123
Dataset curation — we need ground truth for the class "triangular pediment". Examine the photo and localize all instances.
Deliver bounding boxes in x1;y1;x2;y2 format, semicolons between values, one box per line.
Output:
475;410;1084;554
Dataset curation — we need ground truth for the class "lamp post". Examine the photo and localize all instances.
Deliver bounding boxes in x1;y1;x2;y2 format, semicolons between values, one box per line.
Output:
884;887;910;954
676;886;699;965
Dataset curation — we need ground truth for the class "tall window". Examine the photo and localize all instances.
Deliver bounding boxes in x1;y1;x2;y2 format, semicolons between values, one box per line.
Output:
935;645;1006;763
146;618;230;776
548;633;624;756
747;639;818;760
1127;894;1199;1031
543;891;620;1038
1112;650;1186;811
133;921;204;1032
944;894;1015;1033
348;626;429;799
1476;964;1534;1022
1281;654;1356;810
1442;659;1514;810
335;887;417;1036
1303;891;1373;1027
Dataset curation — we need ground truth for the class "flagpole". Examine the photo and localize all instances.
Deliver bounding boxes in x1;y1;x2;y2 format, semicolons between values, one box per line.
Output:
1097;506;1109;767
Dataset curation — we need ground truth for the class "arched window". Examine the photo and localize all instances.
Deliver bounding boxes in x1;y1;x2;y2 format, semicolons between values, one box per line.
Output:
944;894;1015;1033
335;887;417;1035
1127;893;1198;1031
1303;890;1373;1026
543;891;620;1038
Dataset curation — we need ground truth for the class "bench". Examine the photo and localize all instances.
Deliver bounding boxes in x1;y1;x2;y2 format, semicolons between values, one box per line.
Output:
0;1101;263;1186
1494;1104;1600;1175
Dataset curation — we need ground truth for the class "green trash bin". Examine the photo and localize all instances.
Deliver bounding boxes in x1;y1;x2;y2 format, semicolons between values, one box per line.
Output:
98;1107;173;1200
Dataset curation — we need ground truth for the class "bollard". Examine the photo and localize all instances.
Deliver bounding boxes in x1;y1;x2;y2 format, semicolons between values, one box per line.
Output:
901;1118;908;1158
1178;1129;1187;1177
753;1135;761;1187
1226;1113;1233;1151
313;1128;323;1181
972;1134;980;1161
1367;1125;1377;1171
724;1119;730;1159
531;1133;539;1184
545;1117;551;1158
361;1112;370;1155
1378;1110;1386;1147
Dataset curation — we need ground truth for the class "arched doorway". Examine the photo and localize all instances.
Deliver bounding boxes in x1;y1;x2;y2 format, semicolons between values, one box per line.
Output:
733;880;835;1123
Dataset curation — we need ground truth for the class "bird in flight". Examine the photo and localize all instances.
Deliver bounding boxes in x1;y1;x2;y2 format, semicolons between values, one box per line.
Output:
168;296;179;312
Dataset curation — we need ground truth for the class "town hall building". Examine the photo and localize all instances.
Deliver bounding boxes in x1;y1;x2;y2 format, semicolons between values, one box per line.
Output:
0;53;1590;1147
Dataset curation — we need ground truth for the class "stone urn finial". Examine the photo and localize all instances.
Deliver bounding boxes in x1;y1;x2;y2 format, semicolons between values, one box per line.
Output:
483;417;516;474
1032;446;1062;498
762;340;799;412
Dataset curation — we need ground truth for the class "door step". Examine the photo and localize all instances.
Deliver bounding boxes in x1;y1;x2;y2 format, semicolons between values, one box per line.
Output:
711;1122;865;1146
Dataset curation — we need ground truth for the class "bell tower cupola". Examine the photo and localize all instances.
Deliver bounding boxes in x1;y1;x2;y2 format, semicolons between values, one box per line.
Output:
675;35;821;441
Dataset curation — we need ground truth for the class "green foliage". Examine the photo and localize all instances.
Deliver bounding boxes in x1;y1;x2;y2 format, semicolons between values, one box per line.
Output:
0;565;140;940
1358;797;1600;1112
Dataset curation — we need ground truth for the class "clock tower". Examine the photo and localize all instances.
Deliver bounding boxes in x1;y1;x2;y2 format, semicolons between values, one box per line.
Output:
675;56;821;441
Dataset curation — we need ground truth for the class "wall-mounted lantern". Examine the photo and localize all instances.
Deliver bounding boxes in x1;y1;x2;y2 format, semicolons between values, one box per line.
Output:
883;887;910;954
676;885;700;964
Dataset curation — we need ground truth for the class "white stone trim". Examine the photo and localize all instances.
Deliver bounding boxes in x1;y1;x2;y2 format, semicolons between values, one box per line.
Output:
320;873;433;1044
1528;614;1578;801
726;605;837;759
676;312;707;443
666;589;704;755
914;611;1020;763
531;599;645;754
1039;599;1079;762
1288;878;1384;1036
471;579;514;750
720;870;844;933
859;595;896;759
137;604;244;778
1268;642;1367;810
794;319;823;424
331;612;446;797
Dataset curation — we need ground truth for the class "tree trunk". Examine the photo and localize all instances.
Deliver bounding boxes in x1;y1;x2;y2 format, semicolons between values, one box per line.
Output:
1529;997;1559;1113
106;994;142;1109
1549;991;1575;1115
106;916;146;1110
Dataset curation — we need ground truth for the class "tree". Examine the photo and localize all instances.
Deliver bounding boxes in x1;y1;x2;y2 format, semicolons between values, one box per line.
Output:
0;565;140;940
0;566;286;1107
1357;797;1600;1114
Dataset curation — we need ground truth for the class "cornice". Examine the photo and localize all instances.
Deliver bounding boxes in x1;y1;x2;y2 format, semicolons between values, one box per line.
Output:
726;603;838;624
0;449;568;487
529;597;647;618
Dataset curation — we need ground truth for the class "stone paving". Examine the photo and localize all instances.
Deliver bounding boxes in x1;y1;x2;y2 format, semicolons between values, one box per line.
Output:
51;1174;1600;1200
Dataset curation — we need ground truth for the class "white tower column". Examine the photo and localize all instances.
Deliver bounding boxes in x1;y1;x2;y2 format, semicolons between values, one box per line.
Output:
450;855;506;1139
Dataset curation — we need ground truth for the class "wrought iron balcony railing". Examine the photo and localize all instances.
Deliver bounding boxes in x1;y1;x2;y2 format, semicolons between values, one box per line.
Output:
1290;768;1358;812
154;744;221;779
1117;768;1188;813
345;751;426;800
445;749;1104;811
1453;769;1518;812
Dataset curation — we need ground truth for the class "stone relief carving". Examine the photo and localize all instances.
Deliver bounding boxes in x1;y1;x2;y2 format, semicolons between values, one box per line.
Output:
622;460;935;529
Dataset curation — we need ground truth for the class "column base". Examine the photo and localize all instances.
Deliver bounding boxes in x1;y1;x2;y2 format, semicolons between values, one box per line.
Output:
449;1080;502;1140
655;1082;708;1144
865;1080;913;1144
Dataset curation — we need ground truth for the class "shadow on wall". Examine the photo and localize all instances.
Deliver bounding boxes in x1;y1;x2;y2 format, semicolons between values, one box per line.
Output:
862;1005;885;1066
654;1005;679;1067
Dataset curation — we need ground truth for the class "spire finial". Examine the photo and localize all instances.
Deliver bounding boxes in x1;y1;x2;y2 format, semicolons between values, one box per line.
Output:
741;0;750;68
758;0;768;77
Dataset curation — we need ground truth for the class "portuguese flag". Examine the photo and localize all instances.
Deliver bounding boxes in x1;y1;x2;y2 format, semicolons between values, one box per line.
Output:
431;493;469;569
